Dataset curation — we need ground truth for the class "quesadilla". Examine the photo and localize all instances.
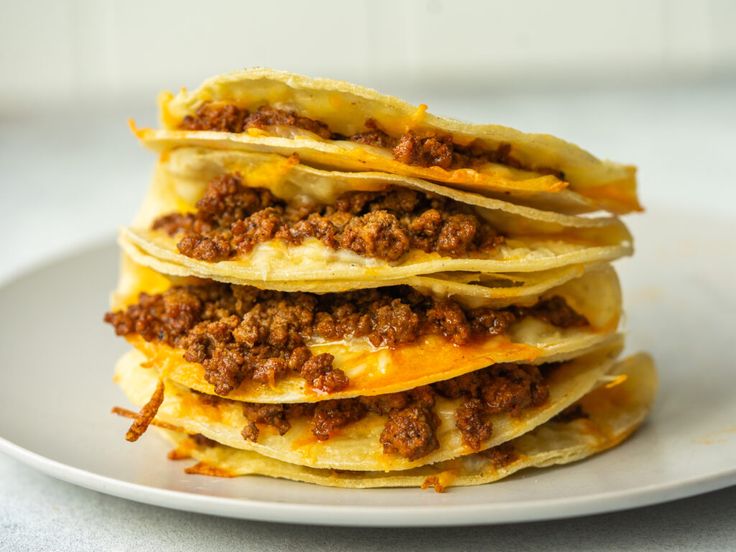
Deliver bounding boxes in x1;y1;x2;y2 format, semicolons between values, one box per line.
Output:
114;341;626;471
121;147;632;286
106;258;621;402
134;69;639;214
104;68;654;492
119;352;655;488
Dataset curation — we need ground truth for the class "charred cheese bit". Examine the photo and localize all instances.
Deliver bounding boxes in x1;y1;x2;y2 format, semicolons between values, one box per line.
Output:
124;379;165;442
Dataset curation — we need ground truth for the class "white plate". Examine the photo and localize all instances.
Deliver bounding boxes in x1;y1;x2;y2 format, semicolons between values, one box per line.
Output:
0;207;735;527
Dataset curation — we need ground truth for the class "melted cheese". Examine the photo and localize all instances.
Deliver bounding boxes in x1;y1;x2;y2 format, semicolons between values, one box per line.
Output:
116;343;631;471
112;258;623;403
145;68;640;213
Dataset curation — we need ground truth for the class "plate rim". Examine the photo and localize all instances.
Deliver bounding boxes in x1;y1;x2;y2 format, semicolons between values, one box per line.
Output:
1;240;735;527
3;431;736;526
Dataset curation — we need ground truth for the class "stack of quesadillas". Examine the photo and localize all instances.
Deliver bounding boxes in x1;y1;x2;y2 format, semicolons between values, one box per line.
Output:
105;70;655;490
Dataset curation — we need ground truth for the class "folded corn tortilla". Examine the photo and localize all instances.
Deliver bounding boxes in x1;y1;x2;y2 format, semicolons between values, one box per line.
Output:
115;341;626;472
157;352;655;488
135;69;639;214
111;257;622;402
122;148;633;285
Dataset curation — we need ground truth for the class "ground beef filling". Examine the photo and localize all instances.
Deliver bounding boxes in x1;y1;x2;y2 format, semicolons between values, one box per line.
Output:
105;282;585;401
190;433;218;448
550;403;589;423
178;103;563;177
181;104;333;139
434;363;549;451
224;362;549;460
151;173;505;263
479;442;519;469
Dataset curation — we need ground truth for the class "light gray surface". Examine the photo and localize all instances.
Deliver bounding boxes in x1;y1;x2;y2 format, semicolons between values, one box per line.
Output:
1;82;735;549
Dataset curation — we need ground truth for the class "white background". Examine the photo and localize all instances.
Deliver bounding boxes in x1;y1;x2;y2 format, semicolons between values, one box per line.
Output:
1;0;736;110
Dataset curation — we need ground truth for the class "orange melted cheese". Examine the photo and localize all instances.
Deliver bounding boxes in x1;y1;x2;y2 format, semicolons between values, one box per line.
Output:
579;178;642;214
338;335;540;392
127;333;541;404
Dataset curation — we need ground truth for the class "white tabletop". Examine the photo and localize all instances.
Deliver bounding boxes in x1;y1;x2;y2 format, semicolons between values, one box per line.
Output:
1;81;735;550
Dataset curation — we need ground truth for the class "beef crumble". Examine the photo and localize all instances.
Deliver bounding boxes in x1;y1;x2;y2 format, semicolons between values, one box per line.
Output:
178;103;564;177
480;442;519;469
151;173;505;263
105;282;587;398
516;296;589;328
181;104;332;139
234;362;549;460
434;363;549;450
380;405;440;460
311;399;366;441
349;118;397;148
393;131;455;170
454;398;495;451
191;433;218;448
392;132;528;172
551;403;589;423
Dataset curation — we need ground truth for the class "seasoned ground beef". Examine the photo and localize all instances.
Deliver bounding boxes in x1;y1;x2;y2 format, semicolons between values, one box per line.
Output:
380;405;440;460
454;398;494;451
551;403;589;423
469;308;519;336
207;361;553;460
180;103;247;133
480;442;518;469
477;364;548;416
181;104;333;139
311;399;367;441
151;173;505;263
516;296;588;328
391;130;563;174
300;353;349;394
242;403;291;436
393;131;455;169
105;281;587;398
191;433;218;448
426;300;471;345
349;119;397;148
434;363;549;450
177;103;564;177
177;233;232;262
339;210;411;261
240;422;260;442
